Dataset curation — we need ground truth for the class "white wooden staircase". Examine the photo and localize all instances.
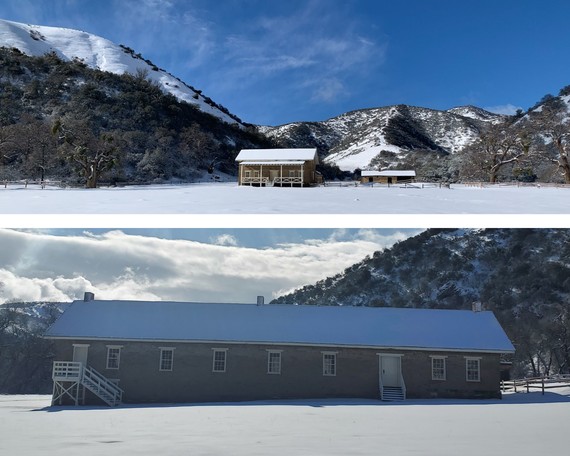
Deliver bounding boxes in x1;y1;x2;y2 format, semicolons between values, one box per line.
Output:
379;368;407;402
52;361;123;407
381;385;405;401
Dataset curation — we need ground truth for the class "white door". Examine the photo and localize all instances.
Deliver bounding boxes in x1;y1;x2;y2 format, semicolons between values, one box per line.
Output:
381;356;400;387
72;345;89;366
269;170;279;182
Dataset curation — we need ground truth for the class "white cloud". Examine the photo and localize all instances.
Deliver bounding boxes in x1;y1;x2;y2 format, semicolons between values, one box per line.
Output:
483;104;523;115
310;79;345;103
211;234;239;247
216;1;384;105
111;0;215;69
0;229;411;304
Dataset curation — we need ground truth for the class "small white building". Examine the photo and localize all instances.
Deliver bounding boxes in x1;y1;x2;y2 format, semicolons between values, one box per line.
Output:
235;148;320;187
361;170;416;184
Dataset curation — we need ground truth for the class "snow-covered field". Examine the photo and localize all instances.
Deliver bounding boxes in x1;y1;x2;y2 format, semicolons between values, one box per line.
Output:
0;182;569;214
1;389;569;455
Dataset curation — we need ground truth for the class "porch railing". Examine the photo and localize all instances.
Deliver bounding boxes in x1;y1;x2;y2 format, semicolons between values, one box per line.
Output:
273;176;302;184
242;176;269;185
400;372;407;400
53;361;83;381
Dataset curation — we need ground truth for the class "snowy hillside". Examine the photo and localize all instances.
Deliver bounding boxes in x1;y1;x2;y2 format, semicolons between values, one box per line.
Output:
273;228;570;310
262;104;504;171
273;228;570;376
0;19;242;125
447;105;507;123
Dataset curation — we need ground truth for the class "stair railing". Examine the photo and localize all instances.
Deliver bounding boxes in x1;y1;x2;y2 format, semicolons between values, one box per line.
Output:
82;365;123;406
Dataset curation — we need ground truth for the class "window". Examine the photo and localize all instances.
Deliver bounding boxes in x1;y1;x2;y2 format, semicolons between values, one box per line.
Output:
212;349;227;372
244;170;251;178
322;352;337;376
267;350;282;375
466;358;481;382
106;346;121;370
431;356;446;381
159;348;174;371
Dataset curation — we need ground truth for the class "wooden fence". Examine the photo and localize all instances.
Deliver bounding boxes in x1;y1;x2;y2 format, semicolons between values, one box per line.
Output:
462;181;570;188
501;374;570;395
2;180;65;189
324;180;449;188
401;182;450;189
322;181;359;187
1;180;214;189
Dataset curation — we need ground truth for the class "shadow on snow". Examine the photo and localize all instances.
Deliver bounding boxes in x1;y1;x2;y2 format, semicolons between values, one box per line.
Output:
34;390;570;412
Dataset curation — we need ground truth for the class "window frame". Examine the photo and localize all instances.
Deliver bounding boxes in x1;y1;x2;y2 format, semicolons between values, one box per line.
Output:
430;356;447;381
212;348;228;373
106;346;122;370
465;357;481;382
159;347;175;372
267;350;282;375
322;351;337;377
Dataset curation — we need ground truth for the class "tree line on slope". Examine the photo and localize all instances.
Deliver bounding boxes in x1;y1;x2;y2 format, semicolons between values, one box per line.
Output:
457;90;570;184
0;48;272;187
0;303;62;393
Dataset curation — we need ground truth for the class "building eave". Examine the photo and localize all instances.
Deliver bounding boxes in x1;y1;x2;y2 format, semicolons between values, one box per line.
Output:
44;335;514;354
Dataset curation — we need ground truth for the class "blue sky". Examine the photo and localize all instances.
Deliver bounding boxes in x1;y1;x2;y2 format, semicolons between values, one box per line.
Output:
0;0;568;125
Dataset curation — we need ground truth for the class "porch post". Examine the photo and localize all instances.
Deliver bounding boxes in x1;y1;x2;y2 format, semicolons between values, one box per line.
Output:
260;164;263;186
280;165;283;187
301;163;304;188
240;163;243;186
51;378;56;406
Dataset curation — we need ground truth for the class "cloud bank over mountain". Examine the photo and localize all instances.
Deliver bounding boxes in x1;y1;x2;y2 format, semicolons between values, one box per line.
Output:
0;229;414;303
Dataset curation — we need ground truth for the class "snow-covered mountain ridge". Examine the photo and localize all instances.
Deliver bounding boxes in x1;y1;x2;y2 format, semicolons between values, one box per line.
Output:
0;19;243;125
262;104;506;172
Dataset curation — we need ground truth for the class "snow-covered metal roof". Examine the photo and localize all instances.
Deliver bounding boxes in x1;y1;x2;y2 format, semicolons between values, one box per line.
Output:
361;170;416;177
236;148;318;163
240;161;305;166
45;300;514;353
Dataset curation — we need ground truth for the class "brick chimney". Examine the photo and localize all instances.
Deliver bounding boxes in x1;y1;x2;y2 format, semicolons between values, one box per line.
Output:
83;292;95;302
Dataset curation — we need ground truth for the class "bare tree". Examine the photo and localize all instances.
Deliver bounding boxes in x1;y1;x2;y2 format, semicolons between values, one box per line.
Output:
531;102;570;183
52;119;119;188
3;118;58;181
0;127;17;180
460;122;533;183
